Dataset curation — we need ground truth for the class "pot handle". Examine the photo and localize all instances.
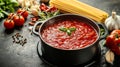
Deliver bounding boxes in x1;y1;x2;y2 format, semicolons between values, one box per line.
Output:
98;23;108;40
32;21;43;36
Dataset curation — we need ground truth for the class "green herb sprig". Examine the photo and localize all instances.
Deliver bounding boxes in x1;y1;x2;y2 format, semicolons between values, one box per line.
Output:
38;10;60;21
0;0;19;19
59;27;76;36
100;28;105;36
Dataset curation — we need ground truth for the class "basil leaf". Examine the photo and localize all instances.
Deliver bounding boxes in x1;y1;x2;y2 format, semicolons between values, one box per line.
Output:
59;27;76;36
69;27;76;32
59;27;67;32
67;30;71;36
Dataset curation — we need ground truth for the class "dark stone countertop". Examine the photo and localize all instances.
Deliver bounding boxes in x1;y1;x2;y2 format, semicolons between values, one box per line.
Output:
0;0;120;67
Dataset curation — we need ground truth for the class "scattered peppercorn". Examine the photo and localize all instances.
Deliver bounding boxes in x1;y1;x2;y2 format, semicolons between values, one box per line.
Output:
12;33;27;46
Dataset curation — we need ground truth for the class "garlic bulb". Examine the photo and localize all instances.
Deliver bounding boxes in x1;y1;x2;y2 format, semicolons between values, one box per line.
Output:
105;12;120;31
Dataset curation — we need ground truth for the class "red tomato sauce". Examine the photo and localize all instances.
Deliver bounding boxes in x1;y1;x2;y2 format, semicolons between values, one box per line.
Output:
41;20;98;50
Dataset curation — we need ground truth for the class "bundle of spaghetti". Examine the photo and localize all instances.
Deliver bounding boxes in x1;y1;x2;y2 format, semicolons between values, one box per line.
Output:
50;0;109;23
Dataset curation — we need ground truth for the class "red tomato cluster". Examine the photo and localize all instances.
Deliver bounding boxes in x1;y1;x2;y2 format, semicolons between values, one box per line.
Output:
106;30;120;55
4;8;28;29
40;3;57;12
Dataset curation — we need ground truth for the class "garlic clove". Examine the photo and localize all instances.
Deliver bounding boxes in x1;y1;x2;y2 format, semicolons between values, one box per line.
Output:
105;50;114;64
112;12;117;19
105;17;112;30
31;9;39;16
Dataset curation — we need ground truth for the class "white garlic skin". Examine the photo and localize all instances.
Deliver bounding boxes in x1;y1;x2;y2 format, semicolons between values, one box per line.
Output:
105;12;120;31
30;5;39;16
105;50;114;64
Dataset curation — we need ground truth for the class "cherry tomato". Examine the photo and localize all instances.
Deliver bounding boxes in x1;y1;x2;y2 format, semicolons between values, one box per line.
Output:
17;9;28;18
40;3;48;11
13;15;25;26
4;19;14;29
46;6;57;12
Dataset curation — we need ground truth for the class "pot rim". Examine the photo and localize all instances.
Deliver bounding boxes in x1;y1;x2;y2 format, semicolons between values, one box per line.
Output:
39;14;100;51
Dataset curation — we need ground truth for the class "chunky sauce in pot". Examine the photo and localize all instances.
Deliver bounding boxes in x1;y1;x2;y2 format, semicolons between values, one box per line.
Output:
41;20;98;50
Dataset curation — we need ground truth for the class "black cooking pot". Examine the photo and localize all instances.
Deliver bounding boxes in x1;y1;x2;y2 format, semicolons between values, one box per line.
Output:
33;14;108;66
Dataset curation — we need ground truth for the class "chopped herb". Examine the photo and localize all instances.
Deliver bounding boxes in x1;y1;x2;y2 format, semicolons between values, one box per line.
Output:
100;28;105;36
59;27;67;32
69;27;76;32
67;29;71;36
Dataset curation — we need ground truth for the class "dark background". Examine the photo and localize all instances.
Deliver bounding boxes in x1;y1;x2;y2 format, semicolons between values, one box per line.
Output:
0;0;120;67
